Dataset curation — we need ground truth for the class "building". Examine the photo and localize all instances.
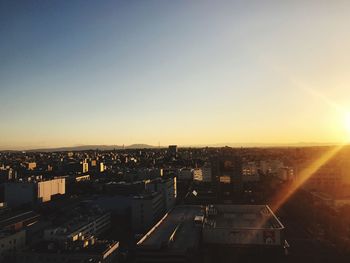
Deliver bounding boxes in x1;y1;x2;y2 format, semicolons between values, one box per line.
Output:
19;238;119;263
168;145;177;157
311;191;350;208
44;211;111;244
217;157;243;199
277;167;295;182
82;160;89;173
304;162;347;193
100;162;105;172
75;174;90;182
37;178;65;202
26;162;37;171
4;178;65;207
0;210;39;231
131;192;164;233
242;162;260;182
202;163;212;183
136;205;204;263
193;168;203;182
0;230;26;262
146;177;177;211
260;160;284;175
178;168;193;181
202;205;288;251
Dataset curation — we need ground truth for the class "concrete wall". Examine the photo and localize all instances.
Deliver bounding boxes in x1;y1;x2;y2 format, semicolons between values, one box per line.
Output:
37;178;65;203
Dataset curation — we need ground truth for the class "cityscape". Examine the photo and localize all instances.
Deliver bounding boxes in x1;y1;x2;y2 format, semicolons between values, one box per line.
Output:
0;145;350;262
2;1;350;263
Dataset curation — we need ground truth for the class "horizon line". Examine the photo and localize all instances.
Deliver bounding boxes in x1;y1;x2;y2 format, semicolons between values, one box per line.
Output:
0;141;348;152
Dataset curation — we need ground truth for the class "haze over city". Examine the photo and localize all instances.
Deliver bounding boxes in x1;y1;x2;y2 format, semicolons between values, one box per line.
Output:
2;0;350;150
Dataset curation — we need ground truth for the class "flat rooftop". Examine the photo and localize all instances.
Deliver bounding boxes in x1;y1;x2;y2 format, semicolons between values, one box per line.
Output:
0;210;39;229
204;205;284;230
138;205;204;250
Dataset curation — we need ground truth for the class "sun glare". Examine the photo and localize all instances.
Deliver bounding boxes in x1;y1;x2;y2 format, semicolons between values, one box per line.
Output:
344;112;350;139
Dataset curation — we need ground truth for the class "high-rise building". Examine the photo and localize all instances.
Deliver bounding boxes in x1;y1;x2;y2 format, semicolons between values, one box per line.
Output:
168;145;177;157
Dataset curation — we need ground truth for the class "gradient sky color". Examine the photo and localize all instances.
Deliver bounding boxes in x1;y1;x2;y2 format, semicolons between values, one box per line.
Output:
2;0;350;149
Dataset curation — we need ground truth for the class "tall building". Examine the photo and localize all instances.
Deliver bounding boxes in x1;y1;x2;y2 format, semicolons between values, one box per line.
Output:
82;160;89;173
168;145;177;157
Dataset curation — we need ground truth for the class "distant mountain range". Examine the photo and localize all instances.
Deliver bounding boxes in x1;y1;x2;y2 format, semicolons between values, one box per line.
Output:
25;144;158;152
0;142;344;152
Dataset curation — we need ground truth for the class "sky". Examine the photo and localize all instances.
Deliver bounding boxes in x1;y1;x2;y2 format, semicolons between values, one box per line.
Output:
1;0;350;150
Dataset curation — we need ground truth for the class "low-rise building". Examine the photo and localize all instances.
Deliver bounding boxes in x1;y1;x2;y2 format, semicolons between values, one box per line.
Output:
136;205;204;263
202;204;288;251
0;230;26;262
19;238;119;263
44;211;110;244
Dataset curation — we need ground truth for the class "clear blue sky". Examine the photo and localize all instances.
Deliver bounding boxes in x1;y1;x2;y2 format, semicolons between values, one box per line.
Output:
2;0;350;149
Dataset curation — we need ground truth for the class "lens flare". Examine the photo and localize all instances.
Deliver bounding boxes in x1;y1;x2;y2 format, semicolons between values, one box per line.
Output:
270;144;344;213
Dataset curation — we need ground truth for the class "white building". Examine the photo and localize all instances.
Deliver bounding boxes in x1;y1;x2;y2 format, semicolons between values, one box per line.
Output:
37;178;65;202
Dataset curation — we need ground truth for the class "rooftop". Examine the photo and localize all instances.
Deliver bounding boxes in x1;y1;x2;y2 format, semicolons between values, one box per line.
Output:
137;205;204;251
0;210;39;229
26;239;119;255
204;205;284;230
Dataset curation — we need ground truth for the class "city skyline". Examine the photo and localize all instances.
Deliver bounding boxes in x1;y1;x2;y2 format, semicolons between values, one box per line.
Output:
2;0;350;149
